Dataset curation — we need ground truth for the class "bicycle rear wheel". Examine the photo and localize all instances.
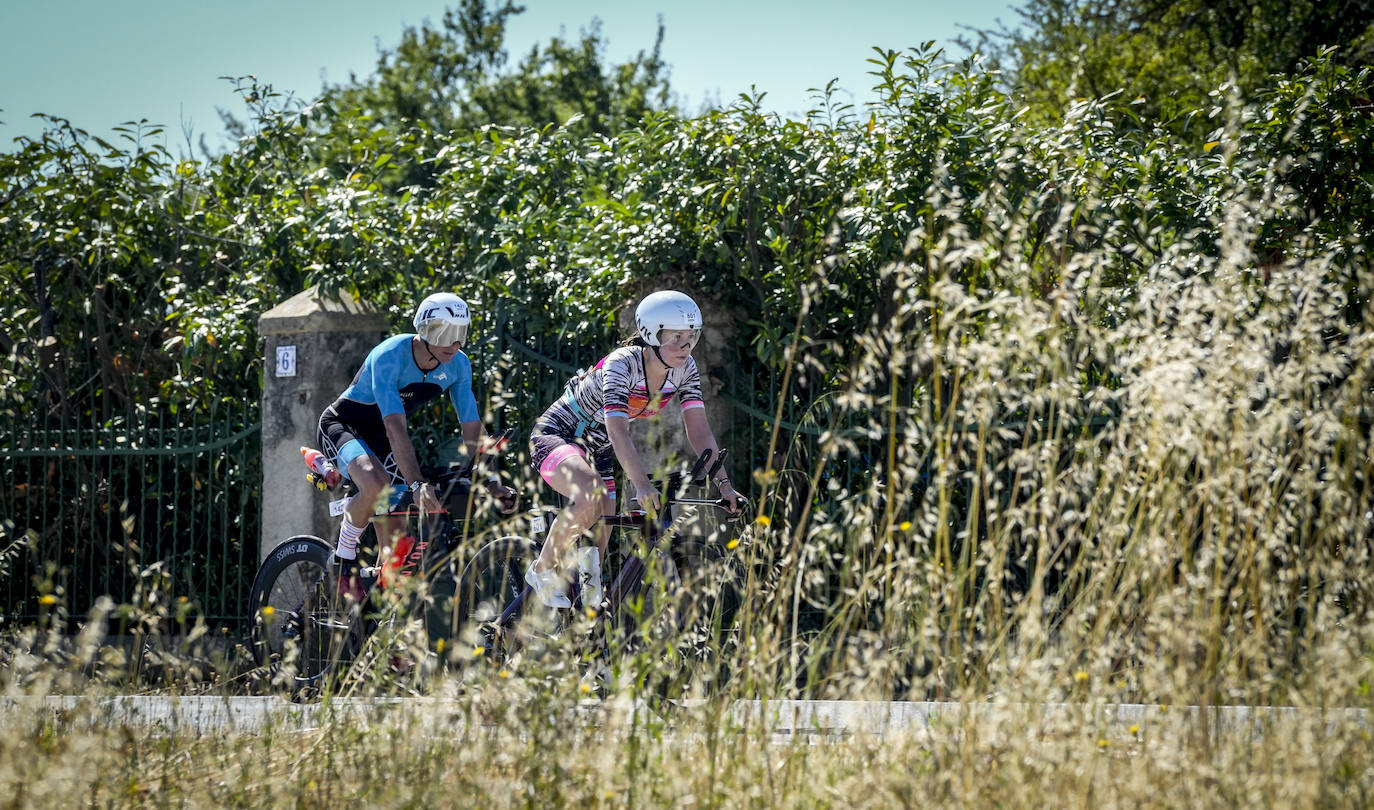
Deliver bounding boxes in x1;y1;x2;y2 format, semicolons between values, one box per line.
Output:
248;535;363;692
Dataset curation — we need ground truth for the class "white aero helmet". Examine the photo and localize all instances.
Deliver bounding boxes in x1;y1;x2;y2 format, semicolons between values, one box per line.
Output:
634;290;703;346
413;292;471;347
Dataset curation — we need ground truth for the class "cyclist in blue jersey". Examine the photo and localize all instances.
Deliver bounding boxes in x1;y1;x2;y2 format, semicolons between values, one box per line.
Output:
318;291;518;601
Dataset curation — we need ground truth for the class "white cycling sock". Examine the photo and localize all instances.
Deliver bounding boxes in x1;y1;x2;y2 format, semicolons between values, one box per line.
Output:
335;517;365;561
577;546;603;609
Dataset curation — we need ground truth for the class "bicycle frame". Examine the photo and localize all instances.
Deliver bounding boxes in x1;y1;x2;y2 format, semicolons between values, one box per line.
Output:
598;496;730;618
249;431;522;689
492;450;740;638
327;428;517;582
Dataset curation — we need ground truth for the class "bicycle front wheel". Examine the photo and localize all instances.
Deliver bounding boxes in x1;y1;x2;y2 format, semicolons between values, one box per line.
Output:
444;535;539;664
631;541;746;701
248;535;363;692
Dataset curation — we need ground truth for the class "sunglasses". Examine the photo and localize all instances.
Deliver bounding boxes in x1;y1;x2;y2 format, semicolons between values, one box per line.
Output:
659;329;702;350
421;321;469;348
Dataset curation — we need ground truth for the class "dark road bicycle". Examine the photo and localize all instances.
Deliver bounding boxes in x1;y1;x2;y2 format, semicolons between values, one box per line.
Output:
247;436;520;693
450;450;749;699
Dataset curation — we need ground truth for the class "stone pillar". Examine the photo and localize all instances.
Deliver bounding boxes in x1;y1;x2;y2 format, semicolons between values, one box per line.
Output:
258;286;387;560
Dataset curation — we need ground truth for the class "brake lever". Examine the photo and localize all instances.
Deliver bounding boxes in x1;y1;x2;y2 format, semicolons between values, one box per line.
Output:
720;494;749;522
479;427;516;456
460;426;517;481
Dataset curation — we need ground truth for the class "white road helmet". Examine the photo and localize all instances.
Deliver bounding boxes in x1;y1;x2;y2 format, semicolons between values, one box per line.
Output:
413;292;471;347
634;290;703;346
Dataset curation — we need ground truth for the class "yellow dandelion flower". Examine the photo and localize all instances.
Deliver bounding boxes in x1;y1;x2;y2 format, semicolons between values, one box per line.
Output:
580;683;593;694
1074;671;1089;683
498;669;511;679
754;515;771;527
1097;739;1109;748
38;595;57;606
260;605;275;617
727;538;740;550
435;638;446;654
1129;725;1140;736
472;646;485;657
899;521;912;532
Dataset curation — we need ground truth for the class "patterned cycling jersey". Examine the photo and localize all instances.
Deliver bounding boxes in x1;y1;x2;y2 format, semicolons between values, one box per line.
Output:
328;334;479;438
534;346;705;455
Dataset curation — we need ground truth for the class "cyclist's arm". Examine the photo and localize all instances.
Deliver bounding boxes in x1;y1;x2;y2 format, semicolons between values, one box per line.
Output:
447;353;481;432
681;406;721;468
461;417;517;513
460;418;484;460
606;415;654;495
369;343;424;489
677;359;735;493
601;349;657;503
449;357;506;484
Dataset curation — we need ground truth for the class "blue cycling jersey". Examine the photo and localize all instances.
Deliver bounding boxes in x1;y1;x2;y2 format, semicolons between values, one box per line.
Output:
334;334;479;428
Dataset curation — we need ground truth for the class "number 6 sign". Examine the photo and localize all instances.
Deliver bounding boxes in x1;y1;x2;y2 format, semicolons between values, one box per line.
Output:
275;345;297;377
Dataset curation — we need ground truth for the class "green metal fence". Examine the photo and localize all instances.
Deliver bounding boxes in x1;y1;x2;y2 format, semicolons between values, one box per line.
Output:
0;302;1115;636
0;405;261;630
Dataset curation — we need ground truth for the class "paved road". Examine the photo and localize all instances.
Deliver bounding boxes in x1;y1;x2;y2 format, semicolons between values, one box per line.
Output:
7;696;1367;741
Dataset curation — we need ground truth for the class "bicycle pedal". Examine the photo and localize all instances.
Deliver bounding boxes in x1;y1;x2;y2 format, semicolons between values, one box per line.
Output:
281;611;303;640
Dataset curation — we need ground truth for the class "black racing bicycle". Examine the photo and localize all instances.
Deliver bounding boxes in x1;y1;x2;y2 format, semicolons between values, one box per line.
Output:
247;437;520;694
450;449;749;700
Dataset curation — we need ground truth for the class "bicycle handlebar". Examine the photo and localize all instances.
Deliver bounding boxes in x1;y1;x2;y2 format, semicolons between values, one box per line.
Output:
621;494;749;519
445;426;517;479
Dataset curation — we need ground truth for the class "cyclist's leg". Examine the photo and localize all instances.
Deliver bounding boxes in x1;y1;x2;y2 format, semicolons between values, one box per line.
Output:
526;431;613;607
590;450;617;558
320;414;393;563
531;450;613;573
340;451;412;580
341;451;390;532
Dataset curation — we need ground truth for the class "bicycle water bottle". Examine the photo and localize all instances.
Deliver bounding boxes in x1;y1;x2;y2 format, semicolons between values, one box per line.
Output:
300;446;342;489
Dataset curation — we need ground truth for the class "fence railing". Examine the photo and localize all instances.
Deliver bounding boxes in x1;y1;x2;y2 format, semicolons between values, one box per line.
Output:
0;304;1117;635
0;405;260;630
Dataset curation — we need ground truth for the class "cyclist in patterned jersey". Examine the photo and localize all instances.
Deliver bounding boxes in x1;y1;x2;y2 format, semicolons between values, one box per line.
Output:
525;290;742;608
318;291;518;601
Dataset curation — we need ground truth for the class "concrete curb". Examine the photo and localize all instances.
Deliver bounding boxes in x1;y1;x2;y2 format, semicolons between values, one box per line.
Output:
6;696;1367;740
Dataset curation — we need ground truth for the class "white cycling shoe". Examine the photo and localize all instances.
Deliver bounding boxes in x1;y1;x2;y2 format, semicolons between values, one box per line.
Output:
525;566;572;609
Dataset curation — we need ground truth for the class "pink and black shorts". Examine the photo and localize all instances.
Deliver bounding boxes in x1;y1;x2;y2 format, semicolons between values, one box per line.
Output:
528;424;617;498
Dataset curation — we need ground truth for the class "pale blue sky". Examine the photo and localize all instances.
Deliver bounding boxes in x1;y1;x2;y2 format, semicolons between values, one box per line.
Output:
0;0;1018;153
